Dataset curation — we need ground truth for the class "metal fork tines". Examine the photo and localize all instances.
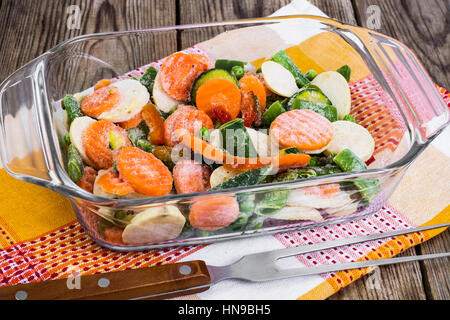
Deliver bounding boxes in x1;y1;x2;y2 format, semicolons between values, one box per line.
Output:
209;223;450;283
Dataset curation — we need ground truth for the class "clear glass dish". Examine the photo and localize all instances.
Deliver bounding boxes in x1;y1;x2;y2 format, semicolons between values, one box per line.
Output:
0;15;448;251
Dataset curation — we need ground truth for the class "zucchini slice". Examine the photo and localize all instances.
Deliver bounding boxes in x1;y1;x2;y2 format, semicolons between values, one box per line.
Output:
190;68;239;105
288;87;332;107
212;166;273;190
290;99;338;122
311;71;351;119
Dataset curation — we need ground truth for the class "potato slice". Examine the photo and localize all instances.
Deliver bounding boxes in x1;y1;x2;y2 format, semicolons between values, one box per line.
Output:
270;206;323;221
152;72;180;114
122;206;186;244
324;120;375;162
312;71;351;119
261;61;299;97
69;116;96;167
287;188;353;209
210;166;241;188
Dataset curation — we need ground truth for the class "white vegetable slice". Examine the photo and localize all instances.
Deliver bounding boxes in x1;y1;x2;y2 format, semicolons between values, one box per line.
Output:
325;202;359;217
98;79;149;122
311;71;351;119
286;188;353;209
270;206;323;221
246;128;279;157
323;120;375;162
261;61;299;97
153;72;180;114
122;206;186;244
210;166;241;188
69;116;96;167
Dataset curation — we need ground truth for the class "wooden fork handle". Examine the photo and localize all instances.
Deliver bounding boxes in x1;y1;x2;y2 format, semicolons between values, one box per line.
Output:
0;260;211;300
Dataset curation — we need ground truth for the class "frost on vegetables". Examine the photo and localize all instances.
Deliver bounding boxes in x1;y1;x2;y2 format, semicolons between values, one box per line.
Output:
62;49;379;245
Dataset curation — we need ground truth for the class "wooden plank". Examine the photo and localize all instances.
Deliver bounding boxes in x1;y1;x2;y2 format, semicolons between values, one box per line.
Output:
417;230;450;300
328;249;427;300
353;0;449;88
0;0;177;82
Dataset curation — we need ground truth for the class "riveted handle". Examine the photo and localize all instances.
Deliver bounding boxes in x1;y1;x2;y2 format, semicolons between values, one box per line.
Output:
0;260;211;300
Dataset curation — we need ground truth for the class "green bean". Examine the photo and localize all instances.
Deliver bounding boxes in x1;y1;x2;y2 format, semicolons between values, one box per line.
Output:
231;65;245;79
261;100;286;127
271;50;310;87
67;144;84;182
62;94;83;123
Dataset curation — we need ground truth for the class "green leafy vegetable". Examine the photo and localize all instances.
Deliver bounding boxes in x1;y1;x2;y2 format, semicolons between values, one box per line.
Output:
290;99;338;122
139;66;158;96
218;118;258;158
343;114;357;123
271;50;310;87
305;69;318;81
336;65;351;82
261;100;286;127
333;149;380;201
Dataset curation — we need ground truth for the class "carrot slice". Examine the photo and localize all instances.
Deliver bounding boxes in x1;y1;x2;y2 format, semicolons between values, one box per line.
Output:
118;111;143;130
96;168;135;196
189;195;239;231
76;166;97;193
94;79;112;91
303;184;340;198
141;102;165;145
81;86;120;118
116;146;173;197
160;52;210;101
104;227;124;244
82;120;131;169
179;132;310;170
173;160;211;194
164;105;214;147
270;109;333;151
191;53;214;69
195;78;241;123
239;73;266;109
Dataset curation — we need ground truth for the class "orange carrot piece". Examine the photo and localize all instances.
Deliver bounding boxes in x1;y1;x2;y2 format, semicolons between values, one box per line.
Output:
173;160;211;194
141;102;165;145
83;120;131;169
76;166;97;193
116;146;173;197
118;112;143;130
270;109;333;151
303;184;340;198
195;78;241;122
179;132;310;170
239;73;267;109
94;79;112;91
96;168;136;196
160;52;210;101
104;227;124;244
189;195;240;231
81;86;120;118
164;105;214;147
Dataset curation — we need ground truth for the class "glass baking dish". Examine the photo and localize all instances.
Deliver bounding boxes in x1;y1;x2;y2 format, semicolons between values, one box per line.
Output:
0;16;448;251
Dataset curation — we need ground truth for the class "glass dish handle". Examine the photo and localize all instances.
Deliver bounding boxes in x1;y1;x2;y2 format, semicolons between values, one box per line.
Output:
0;57;62;187
348;27;449;143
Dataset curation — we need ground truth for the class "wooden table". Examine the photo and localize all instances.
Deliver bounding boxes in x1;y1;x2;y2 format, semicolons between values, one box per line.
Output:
0;0;448;300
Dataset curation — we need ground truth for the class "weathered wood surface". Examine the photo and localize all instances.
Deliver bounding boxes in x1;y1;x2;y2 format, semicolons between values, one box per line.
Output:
0;0;448;300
